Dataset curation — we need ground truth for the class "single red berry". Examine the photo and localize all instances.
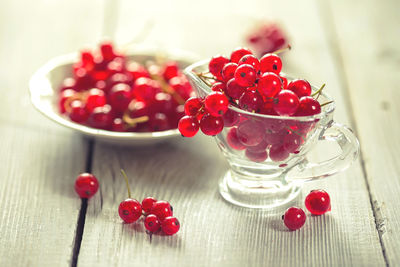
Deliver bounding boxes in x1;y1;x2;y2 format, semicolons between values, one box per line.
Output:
209;55;229;80
211;82;226;93
305;190;331;215
87;104;114;130
126;62;150;80
100;41;116;61
226;78;246;100
264;129;287;145
184;97;203;116
161;216;180;235
273;90;300;116
74;173;99;199
111;118;125;132
269;144;290;162
245;149;268;162
118;199;143;223
134;77;160;102
222;63;238;82
287;79;312;98
144;214;161;233
205;92;229;117
150;201;173;221
237;120;264;146
227;127;246;150
295;97;321;116
149;113;171;132
222;109;240;127
200;114;224;136
178;116;199;137
142;197;157;213
246;139;269;152
109;83;132;113
283;133;303;153
239;90;263;112
259;53;282;74
283;207;306;230
238;54;260;71
234;64;257;87
69;100;89;123
162;61;179;81
258;72;282;98
230;47;253;63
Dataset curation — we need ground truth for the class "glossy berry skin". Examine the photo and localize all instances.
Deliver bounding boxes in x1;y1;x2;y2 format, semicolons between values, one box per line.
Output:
230;47;252;63
86;88;107;112
88;105;113;130
259;53;282;74
227;127;246;150
69;100;88;123
273;90;300;116
74;173;99;199
305;190;331;215
283;207;306;230
162;61;179;81
118;199;143;223
209;55;229;80
200;114;224;136
283;133;302;153
142;197;157;213
237;121;264;147
150;201;173;221
221;63;238;82
239;90;263;113
111;118;125;131
234;64;257;87
109;83;132;113
238;54;260;71
295;97;321;116
226;78;246;100
269;144;290;162
205;92;229;117
161;216;180;235
258;72;282;98
178;116;199;137
144;214;161;233
287;79;312;98
222;109;240;127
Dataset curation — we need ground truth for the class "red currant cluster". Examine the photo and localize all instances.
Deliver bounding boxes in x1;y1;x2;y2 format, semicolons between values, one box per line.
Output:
283;190;331;230
74;171;179;236
59;42;192;132
178;47;328;163
246;22;288;57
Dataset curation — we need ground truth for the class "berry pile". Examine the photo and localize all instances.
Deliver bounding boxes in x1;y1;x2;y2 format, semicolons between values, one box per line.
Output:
59;42;193;132
178;47;329;163
282;189;331;231
246;22;288;57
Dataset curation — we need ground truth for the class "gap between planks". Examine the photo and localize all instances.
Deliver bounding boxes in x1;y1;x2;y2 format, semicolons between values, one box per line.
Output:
316;0;389;266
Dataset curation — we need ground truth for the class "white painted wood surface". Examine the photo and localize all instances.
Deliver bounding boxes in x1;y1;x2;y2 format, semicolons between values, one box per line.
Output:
0;0;398;266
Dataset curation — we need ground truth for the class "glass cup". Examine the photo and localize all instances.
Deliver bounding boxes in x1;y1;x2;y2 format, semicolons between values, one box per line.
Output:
184;60;360;209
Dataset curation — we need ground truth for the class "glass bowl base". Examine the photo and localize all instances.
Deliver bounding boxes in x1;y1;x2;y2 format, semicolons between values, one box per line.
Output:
219;170;302;210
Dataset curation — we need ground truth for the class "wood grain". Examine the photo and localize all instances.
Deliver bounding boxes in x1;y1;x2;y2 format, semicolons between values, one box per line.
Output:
322;0;400;265
0;0;104;266
77;0;386;266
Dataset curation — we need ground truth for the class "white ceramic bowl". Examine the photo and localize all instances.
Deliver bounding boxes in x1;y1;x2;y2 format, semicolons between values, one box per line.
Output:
29;47;198;145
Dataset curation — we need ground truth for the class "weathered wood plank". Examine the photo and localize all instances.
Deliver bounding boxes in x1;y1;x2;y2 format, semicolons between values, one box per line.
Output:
323;0;400;265
78;0;385;266
0;1;104;266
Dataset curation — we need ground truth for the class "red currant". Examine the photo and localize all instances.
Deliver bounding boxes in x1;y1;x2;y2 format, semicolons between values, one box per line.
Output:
237;120;264;146
295;97;321;116
162;61;179;81
221;63;238;82
209;55;229;80
234;64;257;87
227;127;246;150
142;197;157;213
200;114;224;136
88;104;114;130
161;216;180;235
204;92;229;117
287;79;311;98
144;214;161;233
74;173;99;199
150;201;173;221
269;144;290;162
230;47;252;63
239;90;263;112
283;207;306;230
109;83;132;113
178;116;199;137
258;72;282;98
211;82;226;93
59;89;76;113
100;41;116;61
305;190;331;215
226;78;246;100
283;133;302;153
245;149;268;162
184;97;203;116
238;54;260;71
118;199;142;223
259;53;282;74
69;100;88;123
111;118;125;131
273;90;300;116
149;113;170;132
222;109;239;127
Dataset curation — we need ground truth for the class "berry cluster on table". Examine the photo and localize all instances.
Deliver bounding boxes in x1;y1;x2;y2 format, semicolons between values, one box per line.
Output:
58;42;193;132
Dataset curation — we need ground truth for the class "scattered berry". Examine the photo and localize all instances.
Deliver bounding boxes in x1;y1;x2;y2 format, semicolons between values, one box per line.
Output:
74;173;99;199
161;216;180;235
305;190;331;215
283;207;306;230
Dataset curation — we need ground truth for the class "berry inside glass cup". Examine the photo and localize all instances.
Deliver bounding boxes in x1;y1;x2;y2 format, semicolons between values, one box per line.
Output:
183;60;360;209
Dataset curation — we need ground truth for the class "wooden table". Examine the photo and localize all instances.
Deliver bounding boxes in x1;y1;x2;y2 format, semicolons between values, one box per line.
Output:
1;0;399;266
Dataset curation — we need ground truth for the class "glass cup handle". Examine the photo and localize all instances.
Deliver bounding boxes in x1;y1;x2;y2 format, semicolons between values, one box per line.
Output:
287;121;360;182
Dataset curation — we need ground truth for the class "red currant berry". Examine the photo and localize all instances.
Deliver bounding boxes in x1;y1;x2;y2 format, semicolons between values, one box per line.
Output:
69;100;89;123
144;214;161;233
111;118;125;131
88;104;114;130
118;199;142;223
273;90;300;116
295;97;321;116
264;129;287;145
283;207;306;230
239;90;263;112
237;120;264;146
234;64;257;87
205;92;229;117
162;61;179;81
258;72;282;98
126;62;150;80
226;78;246;100
134;77;160;102
200;114;224;136
246;139;269;152
230;47;252;63
149;113;170;132
142;197;157;213
287;79;312;98
85;89;106;112
211;82;226;93
100;41;116;61
161;216;180;235
283;133;302;153
184;97;203;116
305;190;331;215
178;116;199;137
209;55;229;80
227;127;246;150
222;63;238;82
74;173;99;199
109;83;132;113
150;201;173;221
259;53;282;74
269;144;290;162
59;89;76;113
238;54;260;72
222;109;240;127
245;149;268;162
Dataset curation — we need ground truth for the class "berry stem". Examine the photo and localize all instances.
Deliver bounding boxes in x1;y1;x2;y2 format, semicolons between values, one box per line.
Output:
195;72;216;87
63;92;88;113
272;44;291;55
320;101;334;107
120;169;132;199
311;83;326;98
149;73;185;105
122;113;149;127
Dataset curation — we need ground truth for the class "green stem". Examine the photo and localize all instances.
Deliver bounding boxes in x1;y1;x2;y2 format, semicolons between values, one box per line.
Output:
311;83;326;97
120;169;132;199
